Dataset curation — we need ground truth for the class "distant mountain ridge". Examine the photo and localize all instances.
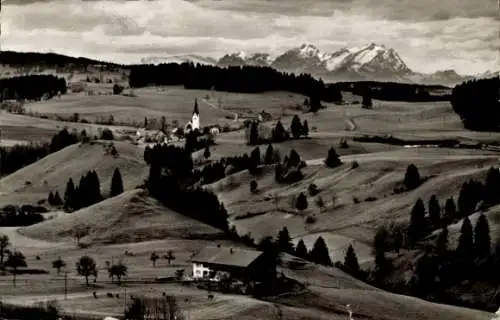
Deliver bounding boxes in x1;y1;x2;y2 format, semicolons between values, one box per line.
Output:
141;43;483;86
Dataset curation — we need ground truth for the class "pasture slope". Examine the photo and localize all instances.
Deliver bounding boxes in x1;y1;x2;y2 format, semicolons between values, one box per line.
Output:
0;78;497;319
0;140;149;206
208;147;500;263
24;86;306;127
20;188;224;244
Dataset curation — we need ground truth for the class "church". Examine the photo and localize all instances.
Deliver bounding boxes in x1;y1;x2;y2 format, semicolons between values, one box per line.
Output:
184;99;200;133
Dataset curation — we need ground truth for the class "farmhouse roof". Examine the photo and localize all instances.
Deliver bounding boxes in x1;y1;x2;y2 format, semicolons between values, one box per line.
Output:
190;246;263;268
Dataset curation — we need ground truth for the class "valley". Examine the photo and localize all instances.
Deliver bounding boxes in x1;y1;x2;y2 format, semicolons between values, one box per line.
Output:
0;54;498;320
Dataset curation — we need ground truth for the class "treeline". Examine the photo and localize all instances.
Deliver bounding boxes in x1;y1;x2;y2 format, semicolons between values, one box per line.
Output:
129;63;343;102
336;81;450;102
0;51;119;69
0;128;78;176
144;144;229;231
0;75;67;102
450;77;500;131
353;135;459;148
0;205;47;227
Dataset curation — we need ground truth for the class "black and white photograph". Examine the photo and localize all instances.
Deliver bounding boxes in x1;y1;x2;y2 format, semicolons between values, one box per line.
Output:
0;0;500;319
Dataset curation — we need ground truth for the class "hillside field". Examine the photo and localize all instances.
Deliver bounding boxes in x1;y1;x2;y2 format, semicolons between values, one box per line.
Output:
0;80;497;319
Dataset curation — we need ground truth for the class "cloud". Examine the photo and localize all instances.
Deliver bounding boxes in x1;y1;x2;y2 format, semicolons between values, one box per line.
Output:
2;0;498;74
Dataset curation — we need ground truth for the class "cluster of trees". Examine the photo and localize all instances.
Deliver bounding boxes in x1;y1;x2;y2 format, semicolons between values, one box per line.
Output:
197;152;250;185
368;167;500;308
69;255;128;286
274;149;306;184
0;75;67;102
398;213;495;297
0;205;45;227
62;171;102;212
256;227;334;267
404;167;500;248
247;115;309;146
336;81;450;102
129;63;343;103
55;168;124;212
0;128;78;176
144;144;229;231
450;77;500;131
196;144;283;185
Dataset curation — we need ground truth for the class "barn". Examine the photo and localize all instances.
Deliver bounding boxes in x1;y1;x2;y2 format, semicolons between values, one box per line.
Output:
190;246;268;282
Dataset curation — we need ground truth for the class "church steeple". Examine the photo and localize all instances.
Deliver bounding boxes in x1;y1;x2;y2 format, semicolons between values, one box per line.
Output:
193;98;199;115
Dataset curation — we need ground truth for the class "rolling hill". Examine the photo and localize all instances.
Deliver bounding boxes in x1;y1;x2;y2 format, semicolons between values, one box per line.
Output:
0;140;149;206
20;188;224;244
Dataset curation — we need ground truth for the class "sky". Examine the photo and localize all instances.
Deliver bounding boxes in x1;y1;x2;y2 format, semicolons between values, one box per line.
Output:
1;0;499;75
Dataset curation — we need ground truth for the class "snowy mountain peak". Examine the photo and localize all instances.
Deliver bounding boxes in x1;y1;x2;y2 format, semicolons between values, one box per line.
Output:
218;51;272;67
297;43;321;58
211;43;469;84
341;43;409;74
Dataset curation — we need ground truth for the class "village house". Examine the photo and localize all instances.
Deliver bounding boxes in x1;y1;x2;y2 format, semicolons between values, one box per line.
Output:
190;246;267;282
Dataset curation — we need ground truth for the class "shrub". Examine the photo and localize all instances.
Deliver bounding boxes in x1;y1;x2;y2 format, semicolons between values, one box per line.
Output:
113;84;124;95
339;139;349;149
305;216;317;224
100;128;114;140
250;180;258;193
351;161;359;169
308;183;319;196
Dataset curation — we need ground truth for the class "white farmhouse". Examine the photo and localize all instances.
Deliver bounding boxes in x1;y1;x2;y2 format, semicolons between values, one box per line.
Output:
189;245;264;281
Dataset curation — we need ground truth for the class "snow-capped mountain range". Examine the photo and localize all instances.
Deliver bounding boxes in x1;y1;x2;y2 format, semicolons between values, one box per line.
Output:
140;43;498;85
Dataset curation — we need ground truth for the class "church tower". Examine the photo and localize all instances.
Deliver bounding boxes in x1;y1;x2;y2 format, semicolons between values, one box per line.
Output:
192;98;200;130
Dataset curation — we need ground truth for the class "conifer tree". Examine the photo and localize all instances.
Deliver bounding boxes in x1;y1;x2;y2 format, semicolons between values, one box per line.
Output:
456;217;474;262
48;191;54;205
248;121;259;145
53;191;63;206
408;198;427;246
302;120;309;137
295;239;309;260
443;197;456;226
274;163;283;183
362;89;373;108
63;178;76;211
309;236;333;266
287;149;301;168
290;115;303;139
483;167;500;207
474;213;491;259
249;147;261;174
325;147;342;168
403;164;420;190
272;121;286;142
277;227;295;254
295;192;308;212
436;226;448;255
92;170;102;203
203;146;211;159
343;244;361;276
428;195;441;229
264;144;274;164
110;168;124;197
